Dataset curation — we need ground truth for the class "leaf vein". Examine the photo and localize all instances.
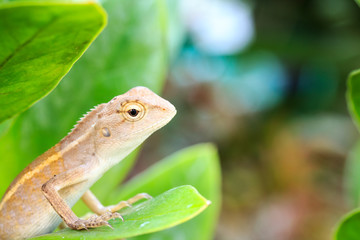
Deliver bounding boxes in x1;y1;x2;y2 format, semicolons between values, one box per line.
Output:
0;17;58;70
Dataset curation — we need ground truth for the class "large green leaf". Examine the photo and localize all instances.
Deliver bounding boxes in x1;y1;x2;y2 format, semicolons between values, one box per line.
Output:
337;62;360;239
334;208;360;240
0;2;106;123
0;0;168;198
31;186;210;240
108;143;222;240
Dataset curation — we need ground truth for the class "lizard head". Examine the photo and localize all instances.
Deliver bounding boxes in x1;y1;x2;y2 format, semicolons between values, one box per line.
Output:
93;86;176;159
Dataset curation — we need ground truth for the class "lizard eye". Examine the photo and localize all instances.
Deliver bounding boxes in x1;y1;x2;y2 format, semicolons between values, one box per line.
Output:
128;108;139;117
121;102;146;122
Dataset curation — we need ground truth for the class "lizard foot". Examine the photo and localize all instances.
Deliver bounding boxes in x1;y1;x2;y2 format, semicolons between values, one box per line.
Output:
100;193;153;214
70;212;123;230
126;193;152;205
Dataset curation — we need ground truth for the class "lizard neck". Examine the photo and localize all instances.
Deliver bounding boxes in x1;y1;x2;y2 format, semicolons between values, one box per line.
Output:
60;103;106;154
96;130;152;174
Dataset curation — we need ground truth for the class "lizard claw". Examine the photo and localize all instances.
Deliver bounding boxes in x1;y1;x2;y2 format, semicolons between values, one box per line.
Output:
103;221;113;229
72;220;88;230
100;211;123;221
111;212;124;221
69;211;122;230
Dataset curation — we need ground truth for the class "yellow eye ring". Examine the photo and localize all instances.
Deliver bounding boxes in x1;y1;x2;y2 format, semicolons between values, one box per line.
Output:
121;102;146;122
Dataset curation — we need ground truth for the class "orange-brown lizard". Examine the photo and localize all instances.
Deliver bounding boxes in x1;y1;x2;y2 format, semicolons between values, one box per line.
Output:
0;86;176;240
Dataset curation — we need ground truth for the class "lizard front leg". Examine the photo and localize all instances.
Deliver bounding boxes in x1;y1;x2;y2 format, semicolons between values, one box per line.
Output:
41;165;121;230
81;190;152;215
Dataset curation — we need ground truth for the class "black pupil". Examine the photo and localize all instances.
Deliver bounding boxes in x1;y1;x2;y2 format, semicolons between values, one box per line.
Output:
128;109;139;117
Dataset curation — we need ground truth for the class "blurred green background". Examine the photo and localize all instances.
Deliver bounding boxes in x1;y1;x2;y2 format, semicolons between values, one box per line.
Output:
2;0;360;239
160;0;360;239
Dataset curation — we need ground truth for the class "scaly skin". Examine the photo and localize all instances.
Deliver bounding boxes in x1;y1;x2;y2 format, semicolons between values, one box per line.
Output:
0;87;176;240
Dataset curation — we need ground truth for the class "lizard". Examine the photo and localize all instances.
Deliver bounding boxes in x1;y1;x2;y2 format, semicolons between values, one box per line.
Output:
0;86;176;240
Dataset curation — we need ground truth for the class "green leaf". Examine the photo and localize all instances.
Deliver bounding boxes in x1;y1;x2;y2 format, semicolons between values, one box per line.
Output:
0;0;168;198
30;185;210;240
347;69;360;130
344;141;360;207
108;143;222;240
0;118;12;138
339;68;360;239
0;2;106;123
334;208;360;240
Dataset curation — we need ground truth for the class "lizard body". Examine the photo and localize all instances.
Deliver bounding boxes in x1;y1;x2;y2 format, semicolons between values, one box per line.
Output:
0;87;176;240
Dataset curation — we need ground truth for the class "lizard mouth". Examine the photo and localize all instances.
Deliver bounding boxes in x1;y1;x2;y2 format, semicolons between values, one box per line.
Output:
141;107;176;135
151;107;177;131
